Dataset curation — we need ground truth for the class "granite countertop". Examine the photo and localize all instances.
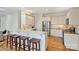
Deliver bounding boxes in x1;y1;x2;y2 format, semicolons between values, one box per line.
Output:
18;30;47;35
64;31;79;35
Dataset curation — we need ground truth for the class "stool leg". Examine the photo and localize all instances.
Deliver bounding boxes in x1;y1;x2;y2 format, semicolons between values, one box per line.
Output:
12;37;13;49
15;37;17;51
19;38;21;51
23;39;25;51
28;41;30;51
32;42;34;51
38;41;40;51
35;43;37;51
6;35;8;47
10;36;12;49
28;46;30;51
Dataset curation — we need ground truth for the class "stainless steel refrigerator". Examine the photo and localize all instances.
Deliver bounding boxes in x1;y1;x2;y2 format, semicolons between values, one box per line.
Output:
42;21;51;36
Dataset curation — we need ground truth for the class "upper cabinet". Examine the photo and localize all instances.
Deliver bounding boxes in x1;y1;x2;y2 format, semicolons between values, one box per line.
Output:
25;14;35;27
68;8;79;25
42;16;51;21
43;14;66;25
21;10;35;30
51;15;66;25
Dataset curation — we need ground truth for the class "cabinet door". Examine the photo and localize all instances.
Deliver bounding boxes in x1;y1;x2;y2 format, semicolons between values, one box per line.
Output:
51;29;63;37
64;34;79;50
64;34;72;48
69;18;79;25
25;15;34;27
51;16;66;25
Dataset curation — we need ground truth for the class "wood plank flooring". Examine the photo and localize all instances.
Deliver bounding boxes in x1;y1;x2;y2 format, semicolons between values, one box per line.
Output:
47;36;76;51
47;36;65;51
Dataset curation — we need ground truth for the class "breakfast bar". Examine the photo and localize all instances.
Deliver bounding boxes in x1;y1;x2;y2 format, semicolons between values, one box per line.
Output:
7;31;48;51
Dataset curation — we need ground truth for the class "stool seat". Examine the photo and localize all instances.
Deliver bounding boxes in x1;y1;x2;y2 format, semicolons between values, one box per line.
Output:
10;35;20;51
19;36;30;51
30;38;40;42
6;34;13;47
12;35;20;38
30;38;40;51
9;34;16;36
21;36;29;40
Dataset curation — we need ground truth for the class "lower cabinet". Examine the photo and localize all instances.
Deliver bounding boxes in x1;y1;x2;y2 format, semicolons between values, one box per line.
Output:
50;29;63;37
64;33;79;50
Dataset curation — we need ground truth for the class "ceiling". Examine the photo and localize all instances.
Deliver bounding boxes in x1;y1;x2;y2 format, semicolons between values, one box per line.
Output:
0;7;70;15
24;7;70;14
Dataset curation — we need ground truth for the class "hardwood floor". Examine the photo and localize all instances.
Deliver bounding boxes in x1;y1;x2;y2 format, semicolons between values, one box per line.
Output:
47;36;65;51
47;36;76;51
0;36;76;51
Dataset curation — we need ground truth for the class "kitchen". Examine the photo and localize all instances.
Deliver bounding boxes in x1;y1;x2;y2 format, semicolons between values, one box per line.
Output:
33;7;79;50
0;7;79;51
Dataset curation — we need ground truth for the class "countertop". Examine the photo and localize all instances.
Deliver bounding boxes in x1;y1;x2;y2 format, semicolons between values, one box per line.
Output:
18;30;47;35
64;31;79;35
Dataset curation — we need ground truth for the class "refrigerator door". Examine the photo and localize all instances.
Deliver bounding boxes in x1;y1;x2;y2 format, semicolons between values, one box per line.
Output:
42;21;51;36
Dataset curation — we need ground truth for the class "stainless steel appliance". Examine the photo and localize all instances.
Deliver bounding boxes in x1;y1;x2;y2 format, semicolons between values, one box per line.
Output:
42;21;51;36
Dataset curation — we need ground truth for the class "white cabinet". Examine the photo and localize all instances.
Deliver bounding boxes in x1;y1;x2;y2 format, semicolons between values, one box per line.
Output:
21;12;34;30
25;15;34;27
64;33;79;50
50;29;63;37
21;10;35;30
51;16;66;25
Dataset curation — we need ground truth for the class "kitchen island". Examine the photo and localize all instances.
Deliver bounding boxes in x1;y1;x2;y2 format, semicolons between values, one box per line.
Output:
64;32;79;50
10;30;48;51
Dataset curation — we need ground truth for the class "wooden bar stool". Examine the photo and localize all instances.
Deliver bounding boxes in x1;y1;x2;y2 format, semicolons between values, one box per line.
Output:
6;34;13;47
19;36;30;51
11;35;20;51
30;38;40;51
6;34;15;49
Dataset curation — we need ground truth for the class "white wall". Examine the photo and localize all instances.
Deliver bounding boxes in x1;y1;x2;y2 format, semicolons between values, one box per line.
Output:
68;7;79;25
5;14;11;30
0;15;6;30
5;12;21;31
10;13;19;31
0;9;35;31
34;14;43;31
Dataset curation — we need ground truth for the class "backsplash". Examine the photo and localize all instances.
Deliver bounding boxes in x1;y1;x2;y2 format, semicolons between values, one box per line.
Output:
51;24;79;34
51;25;66;29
